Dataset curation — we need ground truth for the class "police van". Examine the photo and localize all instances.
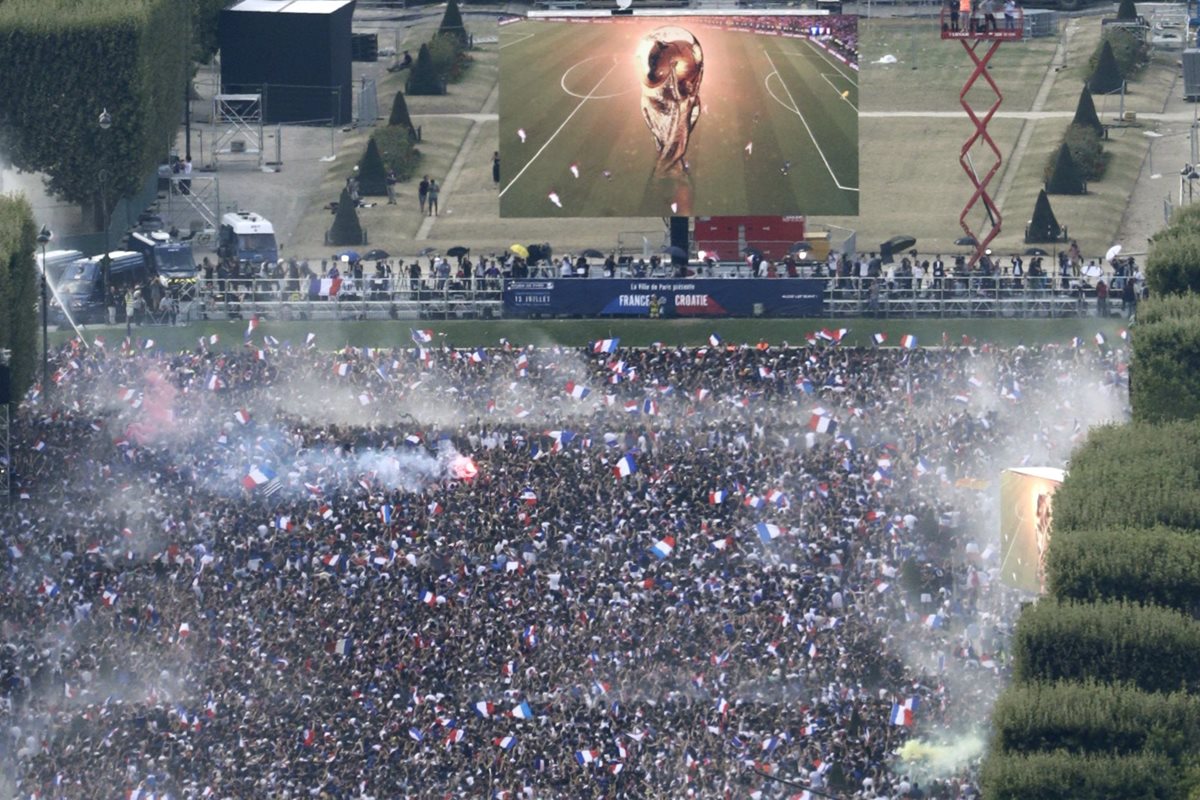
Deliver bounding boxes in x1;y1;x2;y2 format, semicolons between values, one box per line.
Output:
128;231;198;299
54;251;150;325
218;211;279;266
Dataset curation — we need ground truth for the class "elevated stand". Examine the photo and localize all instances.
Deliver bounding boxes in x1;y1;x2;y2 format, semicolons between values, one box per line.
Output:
941;8;1023;265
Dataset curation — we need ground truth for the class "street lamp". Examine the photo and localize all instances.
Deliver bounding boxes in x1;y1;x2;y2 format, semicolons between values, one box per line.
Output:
98;108;113;295
36;226;51;397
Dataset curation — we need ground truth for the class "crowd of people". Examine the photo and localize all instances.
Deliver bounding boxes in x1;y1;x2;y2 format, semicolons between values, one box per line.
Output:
0;331;1128;798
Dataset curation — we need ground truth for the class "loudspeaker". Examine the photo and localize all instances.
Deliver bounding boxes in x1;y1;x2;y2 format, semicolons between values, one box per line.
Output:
669;216;689;264
0;365;9;405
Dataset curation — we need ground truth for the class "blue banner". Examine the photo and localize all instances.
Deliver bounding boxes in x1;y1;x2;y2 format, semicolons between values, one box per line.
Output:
503;278;824;318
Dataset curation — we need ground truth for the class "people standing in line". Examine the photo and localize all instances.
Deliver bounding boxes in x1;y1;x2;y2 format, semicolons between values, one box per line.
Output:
428;179;440;216
418;175;430;215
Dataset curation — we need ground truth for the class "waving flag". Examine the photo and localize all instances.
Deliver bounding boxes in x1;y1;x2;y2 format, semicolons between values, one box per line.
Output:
474;701;496;718
565;381;591;400
245;317;258;339
495;735;517;750
511;701;534;719
234;409;250;426
241;465;276;491
411;328;433;344
709;489;727;505
872;332;888;345
890;696;919;726
576;749;599;766
593;338;619;354
756;523;784;544
649;535;675;560
809;414;837;434
901;334;918;349
613;453;637;479
708;333;722;347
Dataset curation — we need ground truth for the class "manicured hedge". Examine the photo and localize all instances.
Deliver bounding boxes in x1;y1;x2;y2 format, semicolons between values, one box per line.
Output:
1011;600;1200;693
1049;528;1200;614
992;681;1200;759
981;750;1175;800
1137;293;1200;325
328;188;363;246
356;138;389;197
0;0;189;212
0;195;38;403
1052;421;1200;532
372;126;421;183
1147;227;1200;296
1131;315;1200;422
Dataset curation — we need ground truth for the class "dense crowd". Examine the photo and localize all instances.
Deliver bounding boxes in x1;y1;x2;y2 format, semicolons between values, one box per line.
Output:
1;331;1128;798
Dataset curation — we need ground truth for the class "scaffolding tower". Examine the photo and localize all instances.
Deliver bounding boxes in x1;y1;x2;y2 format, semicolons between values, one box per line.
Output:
165;174;222;236
212;93;264;169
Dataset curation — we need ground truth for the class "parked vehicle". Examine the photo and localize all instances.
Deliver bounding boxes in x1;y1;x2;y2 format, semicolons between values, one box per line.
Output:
53;251;149;325
218;211;279;266
128;231;198;299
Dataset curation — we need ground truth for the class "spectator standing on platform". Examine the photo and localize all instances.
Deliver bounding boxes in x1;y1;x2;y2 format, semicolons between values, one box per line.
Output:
1096;277;1109;317
1004;0;1017;29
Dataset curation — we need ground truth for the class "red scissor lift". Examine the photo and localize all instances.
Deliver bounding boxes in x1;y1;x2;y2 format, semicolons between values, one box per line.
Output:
941;4;1023;265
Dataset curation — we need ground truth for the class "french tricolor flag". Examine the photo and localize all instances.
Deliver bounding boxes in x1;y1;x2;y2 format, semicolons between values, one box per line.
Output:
420;590;436;606
576;749;599;766
494;735;517;750
274;515;293;531
901;334;918;349
709;489;727;505
756;523;784;544
469;349;486;364
474;701;496;718
708;333;722;347
649;535;675;560
244;317;258;339
890;696;919;726
379;504;393;524
102;588;119;607
566;381;591;400
206;374;225;391
613;453;637;479
872;332;888;345
809;414;837;434
411;328;433;344
333;637;352;656
234;409;250;426
511;701;534;719
241;465;276;491
593;338;619;354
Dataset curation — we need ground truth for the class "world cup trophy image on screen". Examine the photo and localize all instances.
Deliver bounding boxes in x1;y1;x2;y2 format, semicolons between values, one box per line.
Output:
636;26;704;179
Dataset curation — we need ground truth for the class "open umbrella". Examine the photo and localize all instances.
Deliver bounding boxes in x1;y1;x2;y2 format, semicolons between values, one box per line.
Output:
510;244;529;259
364;249;390;261
447;246;470;258
954;236;978;247
661;245;688;259
336;250;361;262
1105;244;1122;263
882;235;917;253
418;246;438;256
1023;247;1049;256
582;248;605;259
789;241;815;256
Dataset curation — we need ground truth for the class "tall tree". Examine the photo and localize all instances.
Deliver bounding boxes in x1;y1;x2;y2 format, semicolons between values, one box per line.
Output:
388;90;416;137
1046;142;1087;195
1072;85;1104;136
438;0;468;49
0;195;38;403
328;188;364;246
356;138;389;196
406;44;442;96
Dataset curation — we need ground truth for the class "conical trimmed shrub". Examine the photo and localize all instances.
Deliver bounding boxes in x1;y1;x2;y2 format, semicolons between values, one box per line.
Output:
388;90;416;137
329;187;363;246
357;138;389;196
1026;189;1063;242
1046;142;1086;195
1117;0;1138;21
406;44;441;96
438;0;468;49
1072;85;1104;136
1088;40;1124;95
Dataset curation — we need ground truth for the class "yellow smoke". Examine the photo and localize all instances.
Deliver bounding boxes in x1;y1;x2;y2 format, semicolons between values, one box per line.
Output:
897;733;985;778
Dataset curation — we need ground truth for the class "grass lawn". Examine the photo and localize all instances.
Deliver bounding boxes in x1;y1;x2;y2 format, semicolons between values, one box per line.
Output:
61;316;1131;352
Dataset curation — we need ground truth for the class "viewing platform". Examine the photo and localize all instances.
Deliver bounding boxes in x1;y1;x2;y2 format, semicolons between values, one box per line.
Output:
940;5;1024;41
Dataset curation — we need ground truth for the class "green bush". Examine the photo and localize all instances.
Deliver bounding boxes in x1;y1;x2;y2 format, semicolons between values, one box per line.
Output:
1146;228;1200;296
406;43;442;96
356;137;389;196
1062;123;1107;181
1087;27;1148;84
1011;599;1200;693
981;750;1175;800
437;0;468;49
1026;189;1063;243
1087;39;1125;94
1131;317;1200;423
328;187;363;246
1045;141;1086;194
1167;202;1200;234
1116;0;1138;20
1138;293;1200;325
372;125;421;182
1048;528;1200;614
1052;421;1200;532
0;195;38;404
428;33;470;84
387;90;416;136
1071;86;1104;137
0;0;189;213
992;680;1200;758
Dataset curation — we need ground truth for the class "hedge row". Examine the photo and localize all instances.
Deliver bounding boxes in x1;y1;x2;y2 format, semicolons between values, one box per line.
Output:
1131;314;1200;422
1051;420;1200;532
0;0;189;213
980;751;1175;800
1011;600;1200;693
0;195;38;404
1137;292;1200;325
1048;528;1200;614
991;681;1200;759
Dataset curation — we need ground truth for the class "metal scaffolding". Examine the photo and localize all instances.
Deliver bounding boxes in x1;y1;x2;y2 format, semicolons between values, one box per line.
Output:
212;93;264;169
165;173;222;235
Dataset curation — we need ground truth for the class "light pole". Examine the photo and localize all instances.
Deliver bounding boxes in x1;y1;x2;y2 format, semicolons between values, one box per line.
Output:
36;226;51;397
98;107;113;295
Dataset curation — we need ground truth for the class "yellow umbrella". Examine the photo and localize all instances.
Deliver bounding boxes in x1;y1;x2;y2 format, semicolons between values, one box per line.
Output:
509;244;529;259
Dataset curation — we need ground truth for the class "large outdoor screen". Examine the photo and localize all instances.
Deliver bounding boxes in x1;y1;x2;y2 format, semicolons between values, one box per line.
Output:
498;11;859;218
